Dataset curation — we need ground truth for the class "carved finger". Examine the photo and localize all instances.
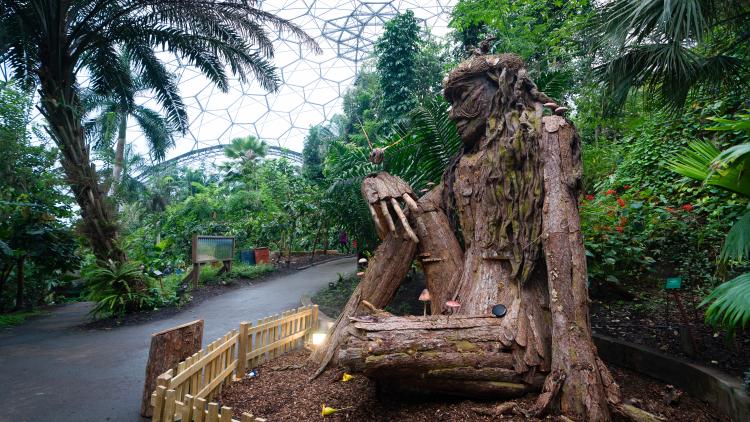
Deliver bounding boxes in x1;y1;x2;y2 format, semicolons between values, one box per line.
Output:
402;193;419;212
368;203;385;235
390;198;419;243
380;200;396;232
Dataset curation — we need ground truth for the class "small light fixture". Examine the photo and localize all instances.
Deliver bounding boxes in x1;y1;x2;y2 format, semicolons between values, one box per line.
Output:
311;332;327;346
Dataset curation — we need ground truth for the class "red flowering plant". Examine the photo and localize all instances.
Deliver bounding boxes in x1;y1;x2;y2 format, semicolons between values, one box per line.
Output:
579;181;724;296
578;184;698;291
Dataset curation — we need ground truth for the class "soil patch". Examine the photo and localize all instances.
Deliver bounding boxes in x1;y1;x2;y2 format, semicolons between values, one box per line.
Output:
220;349;727;421
590;294;750;379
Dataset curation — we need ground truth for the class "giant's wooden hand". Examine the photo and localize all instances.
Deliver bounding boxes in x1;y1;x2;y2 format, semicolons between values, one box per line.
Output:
361;172;420;243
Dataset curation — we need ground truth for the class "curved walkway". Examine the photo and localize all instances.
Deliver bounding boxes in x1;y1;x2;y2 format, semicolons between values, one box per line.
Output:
0;258;356;422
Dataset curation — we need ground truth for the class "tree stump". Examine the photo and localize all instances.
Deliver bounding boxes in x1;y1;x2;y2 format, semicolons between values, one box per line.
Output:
140;320;203;417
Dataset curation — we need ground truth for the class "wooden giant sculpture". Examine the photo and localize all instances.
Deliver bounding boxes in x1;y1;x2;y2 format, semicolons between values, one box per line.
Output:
312;52;644;421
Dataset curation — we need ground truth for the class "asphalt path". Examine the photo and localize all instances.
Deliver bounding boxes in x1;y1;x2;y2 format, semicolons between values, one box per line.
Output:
0;257;356;422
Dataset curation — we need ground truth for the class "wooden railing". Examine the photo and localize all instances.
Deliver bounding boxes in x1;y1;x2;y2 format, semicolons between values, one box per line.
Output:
151;305;319;422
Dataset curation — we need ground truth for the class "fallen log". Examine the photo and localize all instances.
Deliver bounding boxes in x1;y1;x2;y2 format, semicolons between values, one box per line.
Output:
337;315;546;398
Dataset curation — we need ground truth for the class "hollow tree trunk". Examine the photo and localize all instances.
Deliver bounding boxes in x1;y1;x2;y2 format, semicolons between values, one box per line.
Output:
536;116;619;420
38;54;125;263
338;315;546;397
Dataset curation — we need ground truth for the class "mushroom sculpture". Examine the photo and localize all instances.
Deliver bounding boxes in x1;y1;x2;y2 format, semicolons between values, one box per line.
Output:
445;300;461;322
418;289;431;316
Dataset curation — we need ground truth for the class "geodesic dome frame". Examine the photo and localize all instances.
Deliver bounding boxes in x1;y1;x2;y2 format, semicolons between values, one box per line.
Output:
130;0;455;171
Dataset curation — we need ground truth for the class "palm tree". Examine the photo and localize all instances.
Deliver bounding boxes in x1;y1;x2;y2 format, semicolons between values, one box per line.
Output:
222;135;268;182
667;113;750;335
1;0;320;262
83;54;181;193
591;0;750;110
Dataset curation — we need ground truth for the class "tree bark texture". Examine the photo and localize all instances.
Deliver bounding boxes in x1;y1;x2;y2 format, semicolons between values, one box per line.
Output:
38;46;125;263
412;185;465;314
536;116;619;420
140;320;204;417
310;224;418;374
338;315;546;398
312;54;626;421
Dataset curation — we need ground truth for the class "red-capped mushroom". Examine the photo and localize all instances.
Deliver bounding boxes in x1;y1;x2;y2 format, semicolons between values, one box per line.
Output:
418;289;431;316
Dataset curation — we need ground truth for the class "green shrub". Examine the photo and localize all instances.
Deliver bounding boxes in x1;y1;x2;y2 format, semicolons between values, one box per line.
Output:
579;102;748;295
83;260;153;318
0;310;46;327
221;263;274;280
196;263;275;285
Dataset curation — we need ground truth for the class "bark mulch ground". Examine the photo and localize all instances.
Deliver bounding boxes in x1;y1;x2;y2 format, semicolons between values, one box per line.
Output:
220;349;728;422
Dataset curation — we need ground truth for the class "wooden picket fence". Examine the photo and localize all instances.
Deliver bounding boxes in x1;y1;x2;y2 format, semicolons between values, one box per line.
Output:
151;305;319;422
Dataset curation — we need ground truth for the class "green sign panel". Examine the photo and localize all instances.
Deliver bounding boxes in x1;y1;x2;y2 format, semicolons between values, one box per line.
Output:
665;277;682;290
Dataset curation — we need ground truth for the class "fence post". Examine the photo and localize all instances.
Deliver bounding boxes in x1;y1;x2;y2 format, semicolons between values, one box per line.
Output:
237;322;249;379
152;385;167;422
163;389;177;422
312;304;319;332
307;305;319;343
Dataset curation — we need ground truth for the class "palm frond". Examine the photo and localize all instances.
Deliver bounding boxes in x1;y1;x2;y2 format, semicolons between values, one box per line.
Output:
666;140;750;197
707;111;750;132
701;272;750;335
132;105;175;162
124;43;188;133
591;0;748;110
720;210;750;263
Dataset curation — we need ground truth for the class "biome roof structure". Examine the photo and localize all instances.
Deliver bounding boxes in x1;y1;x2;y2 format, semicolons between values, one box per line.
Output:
130;0;455;166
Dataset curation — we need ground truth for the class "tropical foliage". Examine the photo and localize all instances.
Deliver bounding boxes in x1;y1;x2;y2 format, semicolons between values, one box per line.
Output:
0;82;79;311
0;0;319;262
668;111;750;335
1;0;749;342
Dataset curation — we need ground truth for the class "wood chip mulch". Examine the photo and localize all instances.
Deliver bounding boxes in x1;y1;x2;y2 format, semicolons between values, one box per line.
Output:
219;349;728;421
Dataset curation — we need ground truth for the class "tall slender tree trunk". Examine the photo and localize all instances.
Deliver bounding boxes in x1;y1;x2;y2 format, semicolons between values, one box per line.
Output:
309;218;324;264
14;256;25;311
38;55;125;263
111;113;128;192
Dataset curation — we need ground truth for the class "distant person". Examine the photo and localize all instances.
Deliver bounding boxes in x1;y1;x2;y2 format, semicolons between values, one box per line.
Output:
339;231;349;254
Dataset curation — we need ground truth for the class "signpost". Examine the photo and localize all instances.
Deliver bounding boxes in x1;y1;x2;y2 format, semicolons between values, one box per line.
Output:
187;235;235;288
665;276;698;356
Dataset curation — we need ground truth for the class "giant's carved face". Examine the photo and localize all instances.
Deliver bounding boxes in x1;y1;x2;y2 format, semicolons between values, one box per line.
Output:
447;75;497;147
